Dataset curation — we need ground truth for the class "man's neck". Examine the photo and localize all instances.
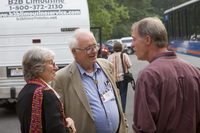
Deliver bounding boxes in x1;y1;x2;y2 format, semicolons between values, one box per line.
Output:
147;47;167;62
79;63;94;73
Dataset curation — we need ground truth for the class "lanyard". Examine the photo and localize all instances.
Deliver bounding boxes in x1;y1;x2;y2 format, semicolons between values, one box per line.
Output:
84;71;110;119
85;71;111;94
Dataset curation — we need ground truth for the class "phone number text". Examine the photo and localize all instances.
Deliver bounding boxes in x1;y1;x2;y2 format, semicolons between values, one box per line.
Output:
9;4;63;11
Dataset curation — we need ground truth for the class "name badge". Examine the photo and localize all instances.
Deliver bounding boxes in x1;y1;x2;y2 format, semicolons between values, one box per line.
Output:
101;90;115;103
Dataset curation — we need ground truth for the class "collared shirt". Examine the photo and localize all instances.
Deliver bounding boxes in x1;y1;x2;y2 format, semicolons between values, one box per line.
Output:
40;78;61;99
133;52;200;133
108;52;132;82
77;62;120;133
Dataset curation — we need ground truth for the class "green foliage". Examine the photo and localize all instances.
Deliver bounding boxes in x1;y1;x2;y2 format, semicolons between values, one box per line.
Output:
88;0;189;42
88;0;129;41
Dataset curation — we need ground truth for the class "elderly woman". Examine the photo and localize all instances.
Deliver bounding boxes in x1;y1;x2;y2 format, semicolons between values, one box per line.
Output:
16;46;76;133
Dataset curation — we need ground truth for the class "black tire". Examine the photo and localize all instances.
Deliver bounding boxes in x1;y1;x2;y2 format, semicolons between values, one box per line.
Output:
126;48;134;55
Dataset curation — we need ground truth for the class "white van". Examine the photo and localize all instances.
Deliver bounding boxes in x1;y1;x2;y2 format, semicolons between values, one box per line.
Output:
0;0;90;108
120;37;134;55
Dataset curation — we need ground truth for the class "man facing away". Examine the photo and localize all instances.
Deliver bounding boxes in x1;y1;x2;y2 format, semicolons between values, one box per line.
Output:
131;17;200;133
51;29;128;133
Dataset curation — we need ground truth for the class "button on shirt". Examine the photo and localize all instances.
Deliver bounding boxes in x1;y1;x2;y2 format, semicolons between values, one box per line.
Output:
77;62;120;133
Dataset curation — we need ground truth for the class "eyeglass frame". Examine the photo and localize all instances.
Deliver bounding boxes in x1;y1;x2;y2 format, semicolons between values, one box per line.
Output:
47;60;56;68
75;44;100;54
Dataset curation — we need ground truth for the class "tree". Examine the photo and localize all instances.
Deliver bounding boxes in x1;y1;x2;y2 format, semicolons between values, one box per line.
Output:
88;0;129;41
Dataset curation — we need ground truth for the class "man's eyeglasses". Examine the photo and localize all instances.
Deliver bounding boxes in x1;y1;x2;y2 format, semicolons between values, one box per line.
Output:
76;45;100;54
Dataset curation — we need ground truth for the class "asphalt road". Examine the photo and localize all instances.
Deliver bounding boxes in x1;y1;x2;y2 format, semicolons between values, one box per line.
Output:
0;108;20;133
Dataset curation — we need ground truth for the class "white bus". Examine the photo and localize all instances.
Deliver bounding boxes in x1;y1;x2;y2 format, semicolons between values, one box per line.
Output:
0;0;90;108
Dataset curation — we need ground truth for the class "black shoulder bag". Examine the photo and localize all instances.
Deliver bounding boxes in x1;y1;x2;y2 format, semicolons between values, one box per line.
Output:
121;53;135;90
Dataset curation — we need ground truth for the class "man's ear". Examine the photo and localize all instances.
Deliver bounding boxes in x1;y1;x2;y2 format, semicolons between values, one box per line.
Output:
72;48;76;55
145;35;151;46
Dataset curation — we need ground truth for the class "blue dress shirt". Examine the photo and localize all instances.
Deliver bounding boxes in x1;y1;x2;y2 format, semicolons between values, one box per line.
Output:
77;62;120;133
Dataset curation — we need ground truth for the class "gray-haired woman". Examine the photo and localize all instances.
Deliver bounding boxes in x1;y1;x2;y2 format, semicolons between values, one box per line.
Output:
16;46;76;133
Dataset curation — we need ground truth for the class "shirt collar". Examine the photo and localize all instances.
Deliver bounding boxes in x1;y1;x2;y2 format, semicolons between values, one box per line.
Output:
76;62;101;76
150;51;177;63
40;78;61;99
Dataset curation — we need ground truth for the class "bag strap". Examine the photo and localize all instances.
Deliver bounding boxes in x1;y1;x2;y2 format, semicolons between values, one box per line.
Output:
120;52;125;74
121;53;135;90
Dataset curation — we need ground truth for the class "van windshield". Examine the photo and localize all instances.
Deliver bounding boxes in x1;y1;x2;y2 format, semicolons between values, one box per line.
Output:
122;39;133;43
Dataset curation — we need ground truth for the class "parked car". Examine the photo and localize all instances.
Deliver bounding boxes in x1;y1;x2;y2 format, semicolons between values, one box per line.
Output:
102;43;114;53
106;39;120;45
102;45;110;58
120;37;134;55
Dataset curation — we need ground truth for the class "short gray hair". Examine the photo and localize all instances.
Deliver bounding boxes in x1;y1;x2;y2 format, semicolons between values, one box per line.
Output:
131;17;168;48
68;29;94;50
22;46;55;81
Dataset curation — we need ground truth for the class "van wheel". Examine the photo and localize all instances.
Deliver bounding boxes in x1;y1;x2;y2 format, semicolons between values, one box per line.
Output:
126;48;134;55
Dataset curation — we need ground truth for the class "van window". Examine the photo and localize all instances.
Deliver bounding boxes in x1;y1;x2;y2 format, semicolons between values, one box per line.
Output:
121;39;133;43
